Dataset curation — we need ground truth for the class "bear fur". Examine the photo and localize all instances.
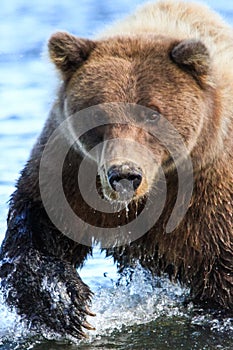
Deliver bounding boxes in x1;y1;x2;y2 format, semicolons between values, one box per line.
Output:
0;0;232;338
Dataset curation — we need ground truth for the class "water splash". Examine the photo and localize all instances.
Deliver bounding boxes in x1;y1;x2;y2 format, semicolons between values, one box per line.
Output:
0;261;232;348
191;312;233;333
0;290;31;345
83;264;189;342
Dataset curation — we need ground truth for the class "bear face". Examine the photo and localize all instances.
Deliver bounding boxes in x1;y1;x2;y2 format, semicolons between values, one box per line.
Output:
49;32;213;202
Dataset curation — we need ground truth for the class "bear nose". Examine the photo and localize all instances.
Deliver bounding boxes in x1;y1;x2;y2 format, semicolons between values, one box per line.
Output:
107;163;142;193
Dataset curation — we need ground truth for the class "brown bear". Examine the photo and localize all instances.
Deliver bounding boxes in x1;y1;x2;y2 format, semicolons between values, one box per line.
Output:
0;0;232;339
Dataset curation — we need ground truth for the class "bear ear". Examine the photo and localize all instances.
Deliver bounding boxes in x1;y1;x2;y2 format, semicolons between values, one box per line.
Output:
48;32;96;78
171;39;210;84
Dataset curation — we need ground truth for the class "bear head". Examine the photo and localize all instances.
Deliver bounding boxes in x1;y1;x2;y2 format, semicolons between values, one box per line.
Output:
48;32;214;204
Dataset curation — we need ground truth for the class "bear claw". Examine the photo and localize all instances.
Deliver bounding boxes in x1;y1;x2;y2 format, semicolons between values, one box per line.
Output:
85;306;96;317
82;321;96;330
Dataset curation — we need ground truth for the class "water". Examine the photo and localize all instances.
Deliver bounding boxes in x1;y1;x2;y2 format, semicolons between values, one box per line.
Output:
0;0;233;349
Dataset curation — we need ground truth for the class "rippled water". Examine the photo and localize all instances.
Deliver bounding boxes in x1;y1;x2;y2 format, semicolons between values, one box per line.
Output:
0;1;233;349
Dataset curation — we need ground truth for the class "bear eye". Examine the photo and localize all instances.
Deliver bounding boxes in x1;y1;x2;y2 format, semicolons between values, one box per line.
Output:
146;109;161;123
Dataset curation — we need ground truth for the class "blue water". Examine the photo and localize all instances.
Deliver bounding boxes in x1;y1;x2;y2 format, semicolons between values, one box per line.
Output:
0;1;233;349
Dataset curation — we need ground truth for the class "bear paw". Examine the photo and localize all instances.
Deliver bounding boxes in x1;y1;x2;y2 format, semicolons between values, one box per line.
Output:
0;251;96;339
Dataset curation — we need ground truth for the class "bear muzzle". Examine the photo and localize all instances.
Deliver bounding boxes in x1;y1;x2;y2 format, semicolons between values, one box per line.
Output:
107;162;143;199
98;161;147;202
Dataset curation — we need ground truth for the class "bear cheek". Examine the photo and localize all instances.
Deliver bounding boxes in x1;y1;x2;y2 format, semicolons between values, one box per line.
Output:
176;114;204;153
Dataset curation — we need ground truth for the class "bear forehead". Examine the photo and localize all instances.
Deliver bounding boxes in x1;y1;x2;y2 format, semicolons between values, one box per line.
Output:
91;35;174;59
66;36;201;109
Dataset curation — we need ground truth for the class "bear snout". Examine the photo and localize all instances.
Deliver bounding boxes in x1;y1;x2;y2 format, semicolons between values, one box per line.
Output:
106;162;143;200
